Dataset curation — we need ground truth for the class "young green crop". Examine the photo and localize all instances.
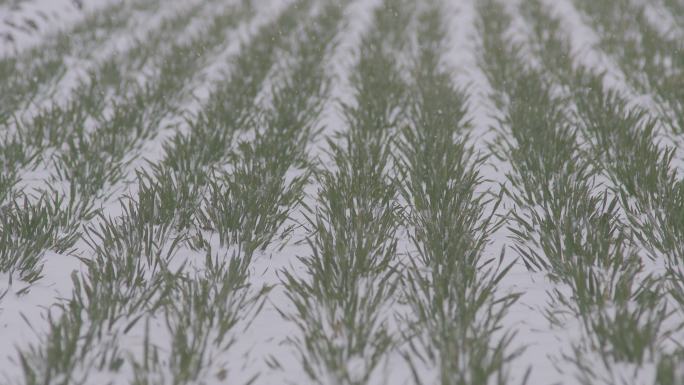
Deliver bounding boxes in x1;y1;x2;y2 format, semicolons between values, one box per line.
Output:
572;0;684;133
0;0;159;124
15;1;274;381
0;3;211;289
397;3;521;384
281;0;411;383
477;1;676;383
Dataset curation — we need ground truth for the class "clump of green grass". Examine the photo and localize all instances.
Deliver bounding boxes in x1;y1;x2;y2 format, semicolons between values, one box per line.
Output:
162;251;268;384
656;349;684;385
0;192;81;287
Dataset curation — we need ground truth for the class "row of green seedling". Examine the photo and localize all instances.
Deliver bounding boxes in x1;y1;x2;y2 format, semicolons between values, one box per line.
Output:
281;0;413;383
478;1;670;383
0;0;163;125
0;1;214;288
572;0;684;134
396;3;521;384
14;2;317;383
522;2;684;382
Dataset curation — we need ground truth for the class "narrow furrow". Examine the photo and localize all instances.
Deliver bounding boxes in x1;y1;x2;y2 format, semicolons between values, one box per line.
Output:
280;0;412;383
0;0;161;124
478;1;668;383
396;2;521;384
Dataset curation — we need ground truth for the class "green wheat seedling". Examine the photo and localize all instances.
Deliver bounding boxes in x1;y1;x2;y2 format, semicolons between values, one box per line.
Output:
0;131;40;202
478;0;673;379
0;3;217;292
656;349;684;385
18;186;187;378
281;0;411;383
395;4;521;384
162;252;268;384
199;153;308;257
0;171;17;204
18;2;315;382
134;166;205;232
200;0;341;257
573;0;684;133
19;206;183;381
0;0;154;123
19;298;92;385
0;195;79;286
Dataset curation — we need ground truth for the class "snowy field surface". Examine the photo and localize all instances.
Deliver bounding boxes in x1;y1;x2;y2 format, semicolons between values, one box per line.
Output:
1;0;684;384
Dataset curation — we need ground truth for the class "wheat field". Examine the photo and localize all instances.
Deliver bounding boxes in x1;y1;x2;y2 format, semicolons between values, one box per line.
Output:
0;0;683;384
